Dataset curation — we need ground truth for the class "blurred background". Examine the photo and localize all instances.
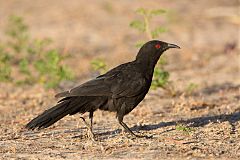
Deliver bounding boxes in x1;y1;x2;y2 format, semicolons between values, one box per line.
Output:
0;0;239;87
0;0;239;159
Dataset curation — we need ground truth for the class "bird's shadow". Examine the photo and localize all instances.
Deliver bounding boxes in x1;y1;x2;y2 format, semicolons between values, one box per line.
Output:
98;111;240;137
200;82;240;95
22;111;239;140
95;83;240;138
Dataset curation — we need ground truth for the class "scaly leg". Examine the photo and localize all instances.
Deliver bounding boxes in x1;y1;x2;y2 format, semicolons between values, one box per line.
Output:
118;116;140;138
80;112;95;140
89;111;93;132
118;116;152;138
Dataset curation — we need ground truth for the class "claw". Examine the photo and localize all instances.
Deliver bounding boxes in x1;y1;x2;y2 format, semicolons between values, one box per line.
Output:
80;117;96;141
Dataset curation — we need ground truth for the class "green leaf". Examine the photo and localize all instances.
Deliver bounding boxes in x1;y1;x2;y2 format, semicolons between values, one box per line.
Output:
19;59;30;75
91;59;107;74
34;59;46;75
0;15;75;88
176;124;194;134
58;66;74;80
46;50;60;65
45;79;59;88
151;27;167;38
136;8;147;15
149;9;166;16
6;15;28;36
0;45;12;81
186;83;198;94
129;20;145;32
135;41;145;48
151;68;170;89
0;62;12;82
0;49;11;63
5;15;29;54
27;38;52;55
158;55;168;66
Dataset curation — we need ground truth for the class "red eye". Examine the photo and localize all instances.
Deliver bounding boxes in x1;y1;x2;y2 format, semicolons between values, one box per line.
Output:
155;44;161;49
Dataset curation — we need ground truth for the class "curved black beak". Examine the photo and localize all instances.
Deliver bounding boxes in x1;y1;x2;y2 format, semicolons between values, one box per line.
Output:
167;43;181;49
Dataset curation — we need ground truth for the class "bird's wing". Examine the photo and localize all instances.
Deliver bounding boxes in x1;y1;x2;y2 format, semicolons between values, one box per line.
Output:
106;71;147;98
55;69;147;99
55;76;112;98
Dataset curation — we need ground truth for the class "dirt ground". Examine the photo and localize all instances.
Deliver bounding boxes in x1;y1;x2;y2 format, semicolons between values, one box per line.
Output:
0;0;240;159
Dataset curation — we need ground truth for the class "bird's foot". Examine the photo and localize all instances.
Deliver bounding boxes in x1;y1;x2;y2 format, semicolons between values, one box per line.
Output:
87;131;97;141
119;121;153;139
80;117;97;141
121;130;153;139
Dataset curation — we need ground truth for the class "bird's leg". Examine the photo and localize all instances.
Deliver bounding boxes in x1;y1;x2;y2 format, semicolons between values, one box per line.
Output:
80;117;90;130
120;121;139;137
118;116;141;138
89;111;94;132
88;111;96;140
80;113;95;141
118;116;152;138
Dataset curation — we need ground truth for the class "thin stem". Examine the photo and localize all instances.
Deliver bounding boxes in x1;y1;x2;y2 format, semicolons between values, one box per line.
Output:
143;14;152;40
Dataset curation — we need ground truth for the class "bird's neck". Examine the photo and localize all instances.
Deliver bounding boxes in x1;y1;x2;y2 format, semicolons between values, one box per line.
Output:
135;55;160;78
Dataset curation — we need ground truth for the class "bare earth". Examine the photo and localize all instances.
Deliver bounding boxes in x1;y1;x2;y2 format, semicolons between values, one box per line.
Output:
0;0;239;159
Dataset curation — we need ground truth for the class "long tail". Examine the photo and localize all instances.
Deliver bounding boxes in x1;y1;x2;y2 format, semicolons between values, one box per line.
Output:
26;98;75;130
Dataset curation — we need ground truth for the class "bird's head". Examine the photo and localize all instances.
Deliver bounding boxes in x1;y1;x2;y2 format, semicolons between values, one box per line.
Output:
136;40;180;65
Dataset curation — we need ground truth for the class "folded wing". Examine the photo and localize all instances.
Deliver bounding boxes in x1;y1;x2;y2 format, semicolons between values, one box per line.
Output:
55;70;146;99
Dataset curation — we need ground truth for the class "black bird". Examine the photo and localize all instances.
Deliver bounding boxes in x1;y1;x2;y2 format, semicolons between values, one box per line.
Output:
26;40;180;138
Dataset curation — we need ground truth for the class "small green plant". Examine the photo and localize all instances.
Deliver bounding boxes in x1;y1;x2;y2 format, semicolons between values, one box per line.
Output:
176;124;194;134
130;8;167;47
6;15;29;54
90;58;107;75
0;46;12;82
151;68;169;89
0;15;74;88
130;8;173;92
151;56;171;90
185;83;198;95
34;50;74;88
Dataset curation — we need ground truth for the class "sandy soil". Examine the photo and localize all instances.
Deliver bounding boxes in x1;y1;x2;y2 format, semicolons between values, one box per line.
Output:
0;0;239;159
